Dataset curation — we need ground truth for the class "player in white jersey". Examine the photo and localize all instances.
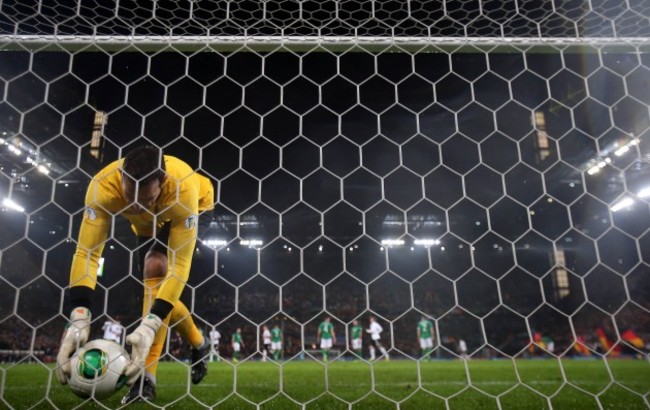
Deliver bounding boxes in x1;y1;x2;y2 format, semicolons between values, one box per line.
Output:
110;321;123;344
366;316;389;361
458;339;468;359
102;319;114;341
102;318;123;344
261;325;272;362
209;326;221;362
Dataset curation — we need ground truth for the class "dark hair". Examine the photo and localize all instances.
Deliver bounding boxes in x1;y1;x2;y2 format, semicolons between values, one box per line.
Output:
122;145;165;184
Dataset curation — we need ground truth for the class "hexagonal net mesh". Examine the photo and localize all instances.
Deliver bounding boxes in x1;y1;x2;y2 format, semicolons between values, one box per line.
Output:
0;1;649;409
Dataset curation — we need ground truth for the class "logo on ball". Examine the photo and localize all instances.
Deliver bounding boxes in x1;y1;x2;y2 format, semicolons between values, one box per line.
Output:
77;348;108;379
68;339;130;400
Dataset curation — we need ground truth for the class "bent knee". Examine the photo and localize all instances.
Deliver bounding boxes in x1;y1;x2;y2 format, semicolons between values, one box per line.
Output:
143;251;167;279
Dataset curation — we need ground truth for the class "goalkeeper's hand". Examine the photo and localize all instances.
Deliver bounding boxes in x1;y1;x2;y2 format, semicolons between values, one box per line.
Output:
124;314;162;386
55;307;91;384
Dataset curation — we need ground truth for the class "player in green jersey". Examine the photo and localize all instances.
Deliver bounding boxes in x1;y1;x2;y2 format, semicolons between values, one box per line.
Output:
350;319;363;359
317;316;336;361
271;325;283;361
417;316;435;360
231;328;245;363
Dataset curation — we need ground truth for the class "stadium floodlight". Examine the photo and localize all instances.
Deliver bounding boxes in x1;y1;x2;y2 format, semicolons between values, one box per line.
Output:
614;138;640;156
586;158;612;175
240;239;263;247
614;146;630;156
414;238;440;246
2;197;25;212
637;187;650;198
24;157;50;175
7;144;22;156
611;197;633;212
203;238;227;248
381;239;405;247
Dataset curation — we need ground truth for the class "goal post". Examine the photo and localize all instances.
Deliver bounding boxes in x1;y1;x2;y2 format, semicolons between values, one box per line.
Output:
2;34;650;52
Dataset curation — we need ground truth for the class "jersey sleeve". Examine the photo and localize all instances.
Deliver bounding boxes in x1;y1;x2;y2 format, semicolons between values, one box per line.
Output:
69;179;112;291
155;176;200;305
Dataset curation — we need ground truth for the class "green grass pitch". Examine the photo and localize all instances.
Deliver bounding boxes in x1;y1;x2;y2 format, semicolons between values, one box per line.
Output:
1;359;649;409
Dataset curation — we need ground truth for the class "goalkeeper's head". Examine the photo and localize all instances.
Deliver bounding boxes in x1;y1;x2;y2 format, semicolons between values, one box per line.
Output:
121;145;166;213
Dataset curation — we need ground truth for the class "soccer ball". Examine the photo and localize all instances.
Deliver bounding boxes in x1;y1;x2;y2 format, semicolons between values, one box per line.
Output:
67;339;130;400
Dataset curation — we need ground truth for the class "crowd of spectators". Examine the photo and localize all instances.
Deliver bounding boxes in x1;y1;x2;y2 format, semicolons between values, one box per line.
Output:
0;316;61;363
1;281;648;363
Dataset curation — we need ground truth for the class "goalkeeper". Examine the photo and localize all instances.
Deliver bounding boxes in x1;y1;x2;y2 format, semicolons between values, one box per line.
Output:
55;146;214;404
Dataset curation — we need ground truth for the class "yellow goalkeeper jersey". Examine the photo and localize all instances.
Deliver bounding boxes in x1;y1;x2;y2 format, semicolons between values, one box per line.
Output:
69;155;214;305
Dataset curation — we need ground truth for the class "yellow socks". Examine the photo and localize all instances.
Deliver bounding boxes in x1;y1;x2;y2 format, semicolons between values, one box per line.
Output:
170;300;205;348
142;278;169;379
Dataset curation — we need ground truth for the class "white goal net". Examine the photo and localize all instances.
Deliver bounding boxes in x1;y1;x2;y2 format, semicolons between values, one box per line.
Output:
1;1;649;409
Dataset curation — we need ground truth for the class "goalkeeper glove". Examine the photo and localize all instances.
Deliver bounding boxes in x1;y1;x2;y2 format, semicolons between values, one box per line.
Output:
55;307;91;384
124;313;163;385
